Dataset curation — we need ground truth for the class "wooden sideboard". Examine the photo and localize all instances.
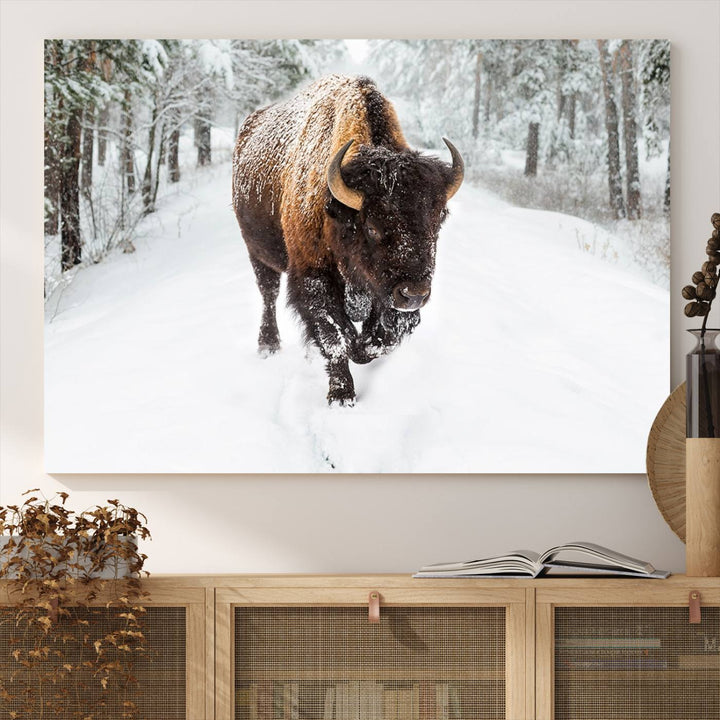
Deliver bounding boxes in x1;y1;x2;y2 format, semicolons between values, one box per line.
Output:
2;574;719;720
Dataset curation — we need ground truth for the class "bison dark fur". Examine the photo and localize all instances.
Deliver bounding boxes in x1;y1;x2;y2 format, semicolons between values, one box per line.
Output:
232;75;463;405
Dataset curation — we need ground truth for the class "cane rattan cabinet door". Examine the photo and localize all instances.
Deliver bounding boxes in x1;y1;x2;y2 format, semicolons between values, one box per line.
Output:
216;580;529;720
0;583;208;720
536;581;720;720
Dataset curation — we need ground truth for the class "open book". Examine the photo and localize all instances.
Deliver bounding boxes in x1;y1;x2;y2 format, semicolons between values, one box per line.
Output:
414;541;671;579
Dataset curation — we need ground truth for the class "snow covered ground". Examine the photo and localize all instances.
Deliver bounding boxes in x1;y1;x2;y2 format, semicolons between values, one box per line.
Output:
44;154;669;473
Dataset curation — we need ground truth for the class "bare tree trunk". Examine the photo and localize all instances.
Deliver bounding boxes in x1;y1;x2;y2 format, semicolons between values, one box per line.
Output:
97;56;113;167
169;123;181;182
81;105;94;194
664;141;671;214
97;104;109;166
152;124;165;208
472;51;482;139
122;88;135;195
44;106;61;235
619;40;642;220
44;43;61;235
80;43;96;195
195;111;211;166
61;108;83;270
568;93;577;139
597;40;626;220
158;123;167;165
524;122;540;176
141;101;158;212
557;93;567;122
484;75;493;123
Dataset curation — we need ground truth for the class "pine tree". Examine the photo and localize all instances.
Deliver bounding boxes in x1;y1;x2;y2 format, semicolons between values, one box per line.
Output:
81;106;95;194
80;44;97;196
639;40;670;215
619;40;642;220
60;106;83;270
513;40;555;177
44;40;101;269
96;57;113;167
597;40;626;219
524;122;540;176
44;41;62;236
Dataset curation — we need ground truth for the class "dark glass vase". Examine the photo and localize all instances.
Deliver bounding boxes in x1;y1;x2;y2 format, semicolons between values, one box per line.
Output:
686;328;720;438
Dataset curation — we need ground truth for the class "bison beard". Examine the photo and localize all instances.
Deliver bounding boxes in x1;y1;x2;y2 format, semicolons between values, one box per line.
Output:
232;75;463;406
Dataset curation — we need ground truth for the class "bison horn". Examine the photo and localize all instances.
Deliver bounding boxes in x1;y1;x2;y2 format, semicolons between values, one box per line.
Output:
327;139;364;211
443;138;464;201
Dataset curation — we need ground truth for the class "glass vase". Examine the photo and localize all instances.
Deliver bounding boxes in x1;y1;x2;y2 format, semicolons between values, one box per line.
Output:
686;328;720;438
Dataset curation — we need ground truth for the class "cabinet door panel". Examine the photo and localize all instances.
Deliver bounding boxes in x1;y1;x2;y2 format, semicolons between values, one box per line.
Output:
553;606;720;720
0;606;187;719
234;606;507;720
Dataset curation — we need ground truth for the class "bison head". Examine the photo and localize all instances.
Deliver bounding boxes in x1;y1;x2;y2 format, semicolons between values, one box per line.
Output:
324;139;463;312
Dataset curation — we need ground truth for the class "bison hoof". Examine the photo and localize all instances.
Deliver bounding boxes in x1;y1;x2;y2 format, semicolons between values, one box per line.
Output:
328;392;356;408
327;382;356;407
350;338;384;365
258;342;280;358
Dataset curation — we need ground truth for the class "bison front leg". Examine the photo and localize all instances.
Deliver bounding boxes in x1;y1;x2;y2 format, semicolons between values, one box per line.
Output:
287;269;358;406
352;306;421;363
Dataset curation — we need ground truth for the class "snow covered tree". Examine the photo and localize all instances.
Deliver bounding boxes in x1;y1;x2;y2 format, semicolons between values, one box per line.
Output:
44;40;107;269
639;39;671;214
366;39;476;147
597;40;626;220
44;37;346;289
472;48;483;138
510;40;555;176
96;56;112;167
639;39;670;159
619;40;642;220
80;45;96;195
44;42;62;236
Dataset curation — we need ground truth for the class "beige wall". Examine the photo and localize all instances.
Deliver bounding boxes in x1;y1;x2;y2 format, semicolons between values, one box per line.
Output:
1;0;718;574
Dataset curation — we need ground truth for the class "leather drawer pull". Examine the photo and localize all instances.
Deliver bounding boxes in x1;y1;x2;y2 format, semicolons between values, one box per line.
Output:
689;590;702;624
368;591;380;623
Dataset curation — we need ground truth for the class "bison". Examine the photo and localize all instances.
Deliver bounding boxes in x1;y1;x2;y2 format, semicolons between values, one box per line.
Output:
232;74;463;405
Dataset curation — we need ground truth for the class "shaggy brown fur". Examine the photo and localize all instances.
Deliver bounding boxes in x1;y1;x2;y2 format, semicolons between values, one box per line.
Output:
233;75;408;273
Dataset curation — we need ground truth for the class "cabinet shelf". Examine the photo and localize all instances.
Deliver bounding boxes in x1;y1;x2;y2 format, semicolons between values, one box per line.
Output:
235;669;505;681
555;669;718;680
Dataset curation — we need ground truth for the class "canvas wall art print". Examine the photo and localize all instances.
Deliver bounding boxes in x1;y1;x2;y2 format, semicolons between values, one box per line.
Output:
43;39;670;473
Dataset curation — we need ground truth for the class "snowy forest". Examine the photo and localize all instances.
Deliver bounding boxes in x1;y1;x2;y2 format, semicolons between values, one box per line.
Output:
44;39;346;296
44;39;670;473
44;38;670;296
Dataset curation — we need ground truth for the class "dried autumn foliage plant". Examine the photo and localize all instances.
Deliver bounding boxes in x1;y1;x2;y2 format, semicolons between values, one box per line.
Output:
0;490;151;719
